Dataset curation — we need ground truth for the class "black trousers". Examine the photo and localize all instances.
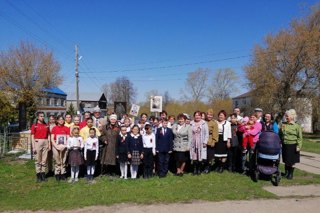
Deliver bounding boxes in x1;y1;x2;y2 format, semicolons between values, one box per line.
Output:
158;152;170;176
228;146;240;172
143;148;154;177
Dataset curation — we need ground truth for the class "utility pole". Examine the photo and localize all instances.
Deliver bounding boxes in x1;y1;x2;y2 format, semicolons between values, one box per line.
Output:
75;45;80;115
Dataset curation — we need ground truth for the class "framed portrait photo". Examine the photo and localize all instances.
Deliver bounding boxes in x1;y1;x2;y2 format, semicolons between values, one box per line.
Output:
150;96;162;112
130;104;140;117
56;135;67;145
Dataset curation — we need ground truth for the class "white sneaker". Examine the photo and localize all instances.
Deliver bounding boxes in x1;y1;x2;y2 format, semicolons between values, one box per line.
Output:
68;178;74;183
74;178;79;182
120;176;124;179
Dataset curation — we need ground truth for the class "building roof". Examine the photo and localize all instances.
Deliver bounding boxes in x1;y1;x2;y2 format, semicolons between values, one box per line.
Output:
232;91;252;99
67;92;105;101
43;87;67;96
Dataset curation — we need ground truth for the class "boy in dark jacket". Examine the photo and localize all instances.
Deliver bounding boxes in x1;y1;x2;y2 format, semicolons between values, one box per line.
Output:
156;119;174;178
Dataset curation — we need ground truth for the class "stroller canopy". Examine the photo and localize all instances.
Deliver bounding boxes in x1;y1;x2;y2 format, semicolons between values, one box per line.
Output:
256;131;281;155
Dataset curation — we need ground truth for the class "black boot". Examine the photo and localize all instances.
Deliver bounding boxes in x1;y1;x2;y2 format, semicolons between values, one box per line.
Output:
197;163;202;175
282;165;289;177
41;172;47;182
214;161;221;172
218;162;225;173
287;167;294;180
203;162;211;174
36;173;42;183
55;174;60;182
203;166;210;174
193;162;198;175
61;173;67;181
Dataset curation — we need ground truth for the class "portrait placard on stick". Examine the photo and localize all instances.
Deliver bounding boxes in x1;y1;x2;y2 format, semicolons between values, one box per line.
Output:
150;96;162;112
130;104;140;117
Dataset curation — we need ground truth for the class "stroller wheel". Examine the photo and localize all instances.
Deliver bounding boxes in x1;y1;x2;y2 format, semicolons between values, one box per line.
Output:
272;174;281;186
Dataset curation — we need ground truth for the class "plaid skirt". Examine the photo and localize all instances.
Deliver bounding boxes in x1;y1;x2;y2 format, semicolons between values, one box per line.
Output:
131;150;141;166
68;149;83;166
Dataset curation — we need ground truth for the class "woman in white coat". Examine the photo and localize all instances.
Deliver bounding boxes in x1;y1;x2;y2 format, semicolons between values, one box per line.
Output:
214;110;232;173
190;111;209;175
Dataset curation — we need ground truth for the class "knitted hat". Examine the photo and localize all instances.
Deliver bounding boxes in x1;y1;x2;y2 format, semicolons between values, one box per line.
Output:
109;114;117;120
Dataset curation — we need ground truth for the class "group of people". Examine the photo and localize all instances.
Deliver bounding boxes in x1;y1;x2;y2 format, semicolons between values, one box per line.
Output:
31;106;303;183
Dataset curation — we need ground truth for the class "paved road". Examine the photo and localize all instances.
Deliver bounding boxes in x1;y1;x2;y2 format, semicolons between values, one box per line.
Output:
294;151;320;175
14;197;320;213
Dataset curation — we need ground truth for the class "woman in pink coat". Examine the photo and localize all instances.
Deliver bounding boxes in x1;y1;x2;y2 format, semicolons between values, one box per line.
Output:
241;114;262;173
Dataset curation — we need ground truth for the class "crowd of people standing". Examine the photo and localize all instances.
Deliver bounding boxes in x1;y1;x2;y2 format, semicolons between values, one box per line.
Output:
31;106;303;183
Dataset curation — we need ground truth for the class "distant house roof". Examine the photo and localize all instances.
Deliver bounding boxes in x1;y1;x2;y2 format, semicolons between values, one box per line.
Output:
43;87;67;96
232;91;253;99
67;92;106;101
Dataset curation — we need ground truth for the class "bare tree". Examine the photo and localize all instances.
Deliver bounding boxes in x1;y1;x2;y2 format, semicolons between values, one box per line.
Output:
101;83;112;106
182;68;209;102
101;76;137;107
208;68;238;102
163;91;172;108
0;41;61;130
144;89;160;102
245;6;320;114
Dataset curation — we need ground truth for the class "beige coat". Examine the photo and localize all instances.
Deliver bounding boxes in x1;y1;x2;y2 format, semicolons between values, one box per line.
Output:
207;119;219;146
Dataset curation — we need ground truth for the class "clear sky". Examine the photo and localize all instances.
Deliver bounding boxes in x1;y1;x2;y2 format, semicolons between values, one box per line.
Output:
0;0;317;103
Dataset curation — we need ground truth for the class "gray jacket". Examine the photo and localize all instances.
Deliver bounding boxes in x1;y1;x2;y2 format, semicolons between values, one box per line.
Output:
172;123;192;152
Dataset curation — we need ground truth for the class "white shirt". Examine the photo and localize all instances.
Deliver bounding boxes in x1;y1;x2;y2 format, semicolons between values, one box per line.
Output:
84;137;99;159
218;120;232;141
67;136;84;150
142;133;156;155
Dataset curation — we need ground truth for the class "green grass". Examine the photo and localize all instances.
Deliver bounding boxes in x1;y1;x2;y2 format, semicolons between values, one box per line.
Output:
302;135;320;154
0;157;319;211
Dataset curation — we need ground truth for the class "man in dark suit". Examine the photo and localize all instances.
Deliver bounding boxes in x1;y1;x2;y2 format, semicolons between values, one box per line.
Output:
156;119;174;178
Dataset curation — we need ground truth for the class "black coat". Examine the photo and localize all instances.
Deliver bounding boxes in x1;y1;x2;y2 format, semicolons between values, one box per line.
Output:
156;127;174;152
116;134;128;155
127;134;143;154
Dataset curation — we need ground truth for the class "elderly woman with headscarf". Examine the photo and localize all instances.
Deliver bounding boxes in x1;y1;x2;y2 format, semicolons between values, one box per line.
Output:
280;109;303;180
100;114;120;176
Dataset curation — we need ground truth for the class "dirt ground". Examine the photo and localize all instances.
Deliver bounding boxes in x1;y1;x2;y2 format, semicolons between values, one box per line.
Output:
11;197;320;213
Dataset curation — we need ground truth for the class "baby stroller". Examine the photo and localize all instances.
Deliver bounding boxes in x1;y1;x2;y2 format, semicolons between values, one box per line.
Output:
253;131;281;186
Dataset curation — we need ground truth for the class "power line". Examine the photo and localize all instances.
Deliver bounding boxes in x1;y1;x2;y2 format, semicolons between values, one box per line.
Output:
4;1;74;59
21;0;75;46
80;55;250;74
85;49;251;69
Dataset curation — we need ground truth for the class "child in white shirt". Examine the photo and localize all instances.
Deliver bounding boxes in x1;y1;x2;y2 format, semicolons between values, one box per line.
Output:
142;124;156;178
84;128;99;182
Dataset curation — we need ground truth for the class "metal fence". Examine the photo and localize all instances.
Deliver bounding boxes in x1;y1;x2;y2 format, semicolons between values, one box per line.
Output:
0;131;27;157
0;132;12;157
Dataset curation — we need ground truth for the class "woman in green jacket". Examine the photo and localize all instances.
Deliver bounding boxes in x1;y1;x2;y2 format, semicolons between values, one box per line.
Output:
280;109;303;180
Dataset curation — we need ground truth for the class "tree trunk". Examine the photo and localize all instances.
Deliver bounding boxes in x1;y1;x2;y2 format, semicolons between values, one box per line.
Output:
19;102;27;131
